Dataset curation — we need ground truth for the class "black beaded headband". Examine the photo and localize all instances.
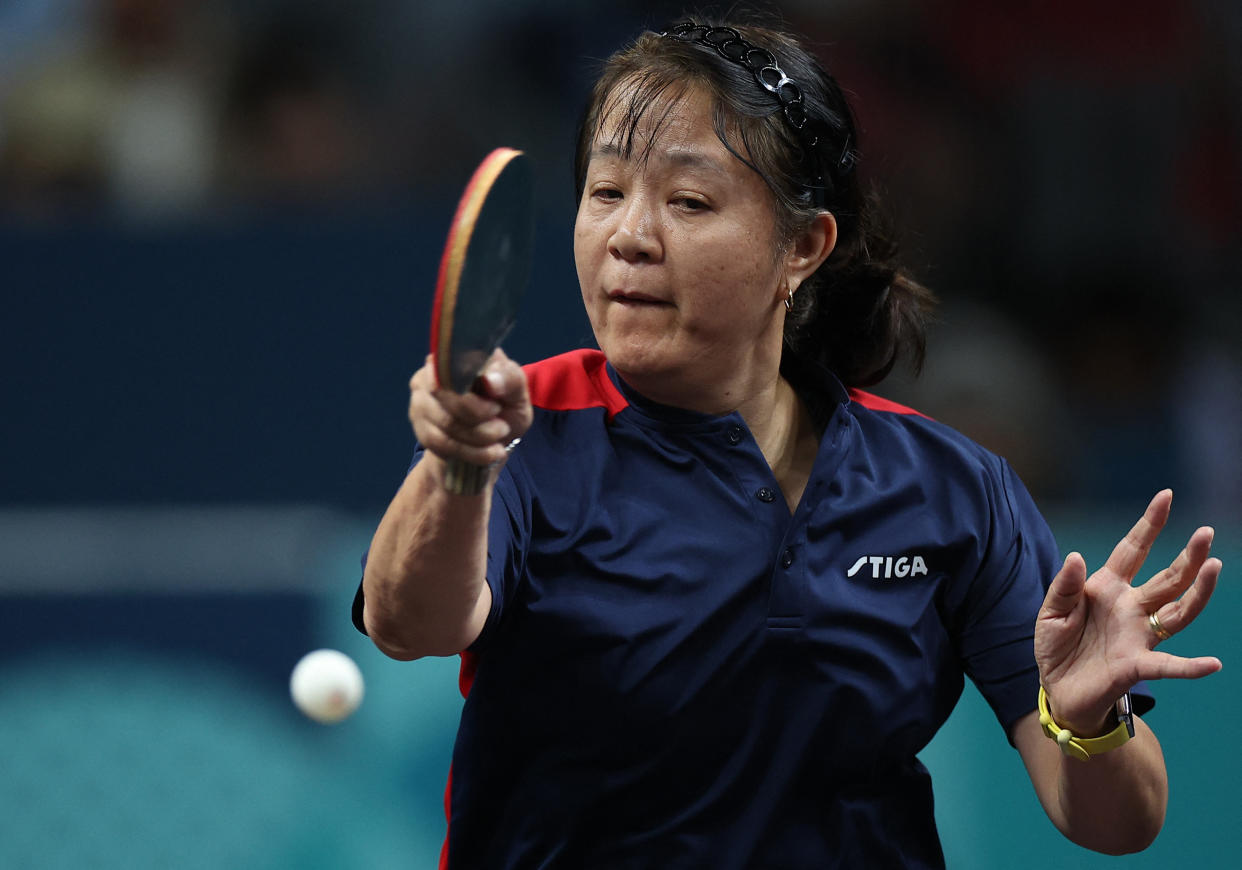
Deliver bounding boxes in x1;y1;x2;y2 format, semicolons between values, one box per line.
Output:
661;21;856;207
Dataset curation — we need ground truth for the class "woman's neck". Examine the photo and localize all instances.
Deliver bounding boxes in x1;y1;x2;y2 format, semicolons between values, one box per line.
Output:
740;377;819;513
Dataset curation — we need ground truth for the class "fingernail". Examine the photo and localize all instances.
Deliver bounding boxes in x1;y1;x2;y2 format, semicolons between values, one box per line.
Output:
485;371;505;394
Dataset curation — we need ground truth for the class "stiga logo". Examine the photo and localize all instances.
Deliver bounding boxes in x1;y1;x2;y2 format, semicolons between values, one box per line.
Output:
847;555;929;579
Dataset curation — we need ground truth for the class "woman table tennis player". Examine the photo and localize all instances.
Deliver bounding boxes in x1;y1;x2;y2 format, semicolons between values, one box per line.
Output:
355;13;1222;869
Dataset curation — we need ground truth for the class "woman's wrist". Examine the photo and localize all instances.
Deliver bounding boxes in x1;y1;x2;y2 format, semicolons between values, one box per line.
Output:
1041;685;1116;738
1053;706;1114;739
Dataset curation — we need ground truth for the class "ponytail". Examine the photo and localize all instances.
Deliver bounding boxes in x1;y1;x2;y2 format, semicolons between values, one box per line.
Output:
785;187;935;387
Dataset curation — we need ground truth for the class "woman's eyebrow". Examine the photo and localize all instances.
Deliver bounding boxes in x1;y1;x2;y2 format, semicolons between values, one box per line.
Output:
589;143;727;174
660;148;727;174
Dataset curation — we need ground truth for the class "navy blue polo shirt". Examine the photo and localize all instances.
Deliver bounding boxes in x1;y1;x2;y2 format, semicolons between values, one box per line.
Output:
357;349;1068;869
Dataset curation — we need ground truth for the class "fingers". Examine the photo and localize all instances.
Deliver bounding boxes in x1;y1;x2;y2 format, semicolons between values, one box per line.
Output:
1101;489;1173;584
477;349;528;405
407;351;532;466
419;393;510;445
1149;553;1222;639
1138;650;1223;681
479;349;535;437
1136;525;1215;612
1040;552;1088;621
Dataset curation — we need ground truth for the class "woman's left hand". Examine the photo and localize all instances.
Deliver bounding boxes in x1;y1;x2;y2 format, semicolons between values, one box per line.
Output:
1035;489;1223;736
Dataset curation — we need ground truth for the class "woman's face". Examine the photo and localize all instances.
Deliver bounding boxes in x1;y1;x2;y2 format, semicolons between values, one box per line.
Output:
573;85;793;403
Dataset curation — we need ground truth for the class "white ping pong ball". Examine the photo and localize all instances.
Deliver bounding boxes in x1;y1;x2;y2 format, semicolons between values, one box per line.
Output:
290;649;364;724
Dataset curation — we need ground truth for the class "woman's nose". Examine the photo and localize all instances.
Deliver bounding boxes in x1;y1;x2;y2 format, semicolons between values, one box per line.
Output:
608;196;662;262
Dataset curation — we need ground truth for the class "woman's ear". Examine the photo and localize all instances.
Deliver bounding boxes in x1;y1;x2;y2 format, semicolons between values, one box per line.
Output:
784;211;837;292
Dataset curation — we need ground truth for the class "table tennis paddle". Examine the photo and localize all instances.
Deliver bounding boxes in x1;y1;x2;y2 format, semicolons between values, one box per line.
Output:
429;147;535;494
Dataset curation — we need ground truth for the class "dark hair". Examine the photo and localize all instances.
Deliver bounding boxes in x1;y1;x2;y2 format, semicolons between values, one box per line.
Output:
573;12;934;388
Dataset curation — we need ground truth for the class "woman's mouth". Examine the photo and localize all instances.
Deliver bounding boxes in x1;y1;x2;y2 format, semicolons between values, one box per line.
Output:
609;290;670;306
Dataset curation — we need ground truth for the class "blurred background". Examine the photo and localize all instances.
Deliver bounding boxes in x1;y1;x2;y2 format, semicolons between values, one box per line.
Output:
1;0;1238;867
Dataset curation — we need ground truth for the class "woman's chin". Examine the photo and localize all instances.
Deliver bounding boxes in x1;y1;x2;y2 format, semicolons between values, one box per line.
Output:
599;341;675;381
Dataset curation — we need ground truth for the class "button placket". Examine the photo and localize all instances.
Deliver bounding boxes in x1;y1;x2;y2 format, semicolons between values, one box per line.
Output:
767;534;804;625
717;417;798;624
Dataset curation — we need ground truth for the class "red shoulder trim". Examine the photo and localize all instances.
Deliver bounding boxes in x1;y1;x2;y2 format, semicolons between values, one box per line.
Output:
524;349;629;421
847;388;932;419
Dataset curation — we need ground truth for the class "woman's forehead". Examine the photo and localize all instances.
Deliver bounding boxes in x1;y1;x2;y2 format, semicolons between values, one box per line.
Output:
592;80;742;167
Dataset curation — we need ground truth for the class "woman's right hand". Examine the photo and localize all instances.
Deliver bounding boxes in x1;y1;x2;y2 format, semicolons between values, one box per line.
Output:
407;348;533;470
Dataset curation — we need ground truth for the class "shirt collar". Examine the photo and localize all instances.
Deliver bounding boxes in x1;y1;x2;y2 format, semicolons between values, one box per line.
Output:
600;355;851;430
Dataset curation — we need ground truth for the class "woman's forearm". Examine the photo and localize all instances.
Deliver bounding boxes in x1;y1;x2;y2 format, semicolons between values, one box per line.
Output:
361;455;494;660
1054;715;1167;853
1014;710;1168;854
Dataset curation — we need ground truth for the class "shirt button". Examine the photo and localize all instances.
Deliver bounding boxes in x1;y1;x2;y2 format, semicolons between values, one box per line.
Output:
727;425;744;445
781;548;795;568
756;487;776;503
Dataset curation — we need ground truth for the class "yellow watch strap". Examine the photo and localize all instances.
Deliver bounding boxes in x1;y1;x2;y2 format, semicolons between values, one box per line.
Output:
1038;686;1133;762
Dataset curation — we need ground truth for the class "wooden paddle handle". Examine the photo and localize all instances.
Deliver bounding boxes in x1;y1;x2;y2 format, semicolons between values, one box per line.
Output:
442;457;492;495
441;436;521;495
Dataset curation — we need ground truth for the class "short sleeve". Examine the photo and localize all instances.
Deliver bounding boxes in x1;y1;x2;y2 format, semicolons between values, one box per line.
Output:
952;460;1155;734
956;460;1061;737
471;459;531;649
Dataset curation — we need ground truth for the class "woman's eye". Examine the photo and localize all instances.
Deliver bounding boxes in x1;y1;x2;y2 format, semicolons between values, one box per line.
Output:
674;197;707;211
593;188;622;201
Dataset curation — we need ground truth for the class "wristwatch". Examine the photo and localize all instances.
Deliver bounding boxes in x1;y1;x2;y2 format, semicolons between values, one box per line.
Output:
1038;687;1134;761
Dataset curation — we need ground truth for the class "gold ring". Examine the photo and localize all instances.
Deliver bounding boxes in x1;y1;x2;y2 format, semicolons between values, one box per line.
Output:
1148;611;1172;642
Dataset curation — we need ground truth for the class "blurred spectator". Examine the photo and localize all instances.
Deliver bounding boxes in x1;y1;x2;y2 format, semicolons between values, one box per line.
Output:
1043;274;1187;504
0;0;229;220
220;14;378;207
885;301;1066;499
1176;335;1242;518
